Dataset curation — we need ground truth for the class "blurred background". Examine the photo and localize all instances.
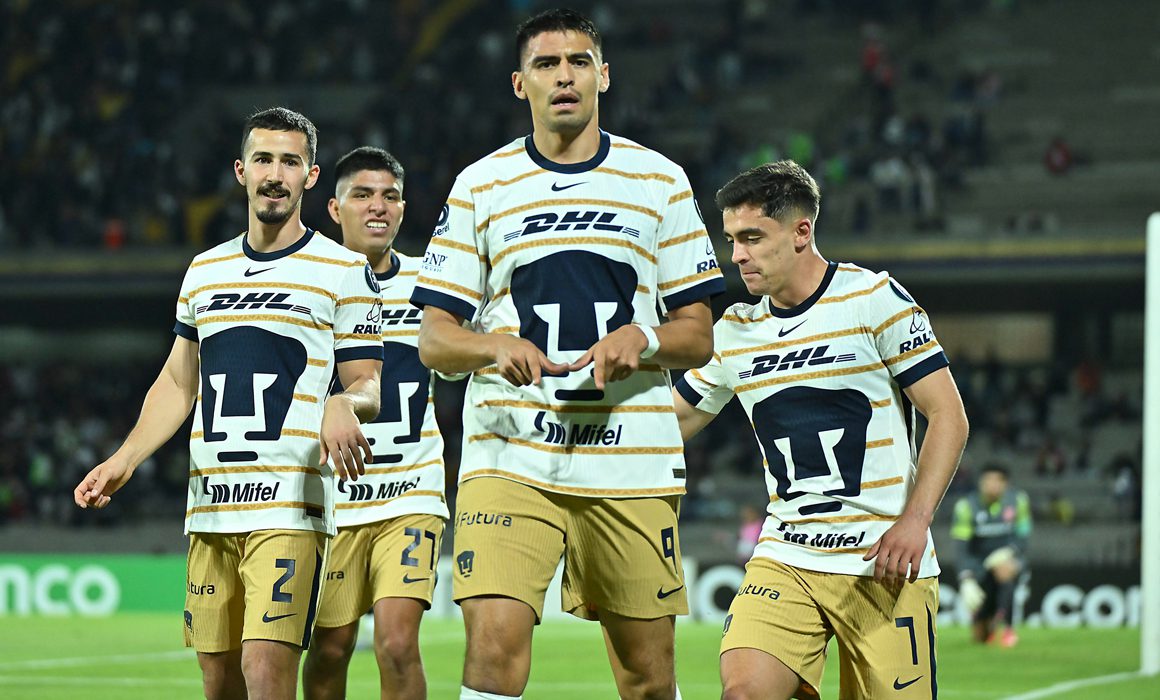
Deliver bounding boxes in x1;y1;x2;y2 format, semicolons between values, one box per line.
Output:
0;0;1152;651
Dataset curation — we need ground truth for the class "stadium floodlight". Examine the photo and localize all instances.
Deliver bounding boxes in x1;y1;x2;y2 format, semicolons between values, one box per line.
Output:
1143;212;1160;676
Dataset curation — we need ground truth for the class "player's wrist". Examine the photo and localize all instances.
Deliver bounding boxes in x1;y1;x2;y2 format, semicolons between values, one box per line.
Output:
633;323;660;359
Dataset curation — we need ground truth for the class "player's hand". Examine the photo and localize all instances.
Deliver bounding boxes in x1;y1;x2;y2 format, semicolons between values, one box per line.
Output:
492;335;569;387
864;513;929;583
985;547;1021;583
73;456;133;509
568;325;650;389
959;576;986;614
320;395;373;481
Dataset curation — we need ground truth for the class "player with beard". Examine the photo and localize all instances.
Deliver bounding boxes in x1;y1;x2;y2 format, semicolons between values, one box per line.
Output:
75;108;384;700
303;147;450;700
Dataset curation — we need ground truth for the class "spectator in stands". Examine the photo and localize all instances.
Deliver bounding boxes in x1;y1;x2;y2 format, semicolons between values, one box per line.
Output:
1044;136;1074;175
735;504;763;563
951;463;1032;647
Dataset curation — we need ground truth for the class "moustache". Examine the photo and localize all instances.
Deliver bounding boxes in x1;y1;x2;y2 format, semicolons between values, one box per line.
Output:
257;186;290;198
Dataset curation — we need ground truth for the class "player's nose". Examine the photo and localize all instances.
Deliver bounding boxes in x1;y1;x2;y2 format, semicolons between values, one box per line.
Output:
731;242;748;264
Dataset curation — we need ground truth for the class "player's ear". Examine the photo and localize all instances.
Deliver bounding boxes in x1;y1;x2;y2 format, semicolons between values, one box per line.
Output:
512;71;527;100
795;217;813;248
234;159;246;186
599;62;610;93
305;163;321;190
327;198;341;225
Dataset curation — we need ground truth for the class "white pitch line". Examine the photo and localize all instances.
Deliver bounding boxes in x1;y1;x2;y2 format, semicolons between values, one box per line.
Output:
0;650;193;672
1000;671;1142;700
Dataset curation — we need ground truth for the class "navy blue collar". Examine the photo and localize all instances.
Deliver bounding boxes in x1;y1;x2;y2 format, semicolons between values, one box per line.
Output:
375;251;401;281
767;261;838;318
243;228;314;261
524;130;611;174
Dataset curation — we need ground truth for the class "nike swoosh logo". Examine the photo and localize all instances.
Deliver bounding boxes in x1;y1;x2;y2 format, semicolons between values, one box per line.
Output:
893;676;922;690
262;611;296;623
402;574;430;584
551;182;586;192
778;320;806;337
656;585;685;600
244;267;275;277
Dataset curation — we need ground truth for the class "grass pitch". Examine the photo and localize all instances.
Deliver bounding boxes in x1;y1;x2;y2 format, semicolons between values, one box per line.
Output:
0;614;1152;699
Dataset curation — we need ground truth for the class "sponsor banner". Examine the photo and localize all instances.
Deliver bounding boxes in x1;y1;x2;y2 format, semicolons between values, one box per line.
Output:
0;554;1141;628
0;555;184;616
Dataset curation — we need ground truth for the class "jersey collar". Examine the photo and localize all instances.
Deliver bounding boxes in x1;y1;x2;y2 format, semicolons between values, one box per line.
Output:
242;228;314;261
524;130;611;174
766;260;838;318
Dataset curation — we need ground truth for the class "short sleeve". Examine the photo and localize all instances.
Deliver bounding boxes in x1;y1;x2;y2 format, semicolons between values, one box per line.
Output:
674;326;735;415
334;262;385;364
655;169;725;312
173;266;198;341
870;276;948;388
410;178;486;321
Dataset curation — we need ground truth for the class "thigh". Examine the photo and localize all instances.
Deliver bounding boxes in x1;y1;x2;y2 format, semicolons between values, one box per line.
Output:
600;610;675;682
369;514;445;608
562;494;686;620
452;477;565;621
315;525;371;629
240;529;329;650
720;558;830;697
827;576;939;700
185;533;245;653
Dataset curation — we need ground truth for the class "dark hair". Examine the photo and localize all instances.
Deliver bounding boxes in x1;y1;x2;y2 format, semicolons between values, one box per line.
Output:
516;8;602;64
980;463;1010;480
715;160;821;223
333;146;405;190
241;107;318;165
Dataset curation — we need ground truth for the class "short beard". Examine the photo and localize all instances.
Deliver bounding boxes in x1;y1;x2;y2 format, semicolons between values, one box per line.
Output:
255;204;292;225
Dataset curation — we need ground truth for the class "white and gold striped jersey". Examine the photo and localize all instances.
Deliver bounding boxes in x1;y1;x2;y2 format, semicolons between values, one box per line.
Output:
175;230;383;536
676;262;948;576
333;252;449;526
411;131;725;497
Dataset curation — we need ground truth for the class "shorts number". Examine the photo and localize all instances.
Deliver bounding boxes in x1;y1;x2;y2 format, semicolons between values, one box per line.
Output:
895;616;918;665
661;527;677;568
271;558;296;603
402;528;438;569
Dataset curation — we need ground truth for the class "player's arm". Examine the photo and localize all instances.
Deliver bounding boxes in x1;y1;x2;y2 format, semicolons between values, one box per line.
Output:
865;366;969;582
322;358;381;482
672;389;716;441
418;306;569;386
74;336;200;509
569;299;714;389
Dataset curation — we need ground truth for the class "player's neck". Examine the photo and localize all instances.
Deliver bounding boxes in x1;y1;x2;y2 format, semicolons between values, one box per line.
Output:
246;217;307;253
366;247;393;274
531;119;602;164
768;252;830;310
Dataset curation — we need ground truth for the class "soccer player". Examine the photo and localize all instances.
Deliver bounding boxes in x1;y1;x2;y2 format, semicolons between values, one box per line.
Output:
951;463;1031;647
302;147;449;700
673;160;969;699
411;9;724;700
73;108;383;700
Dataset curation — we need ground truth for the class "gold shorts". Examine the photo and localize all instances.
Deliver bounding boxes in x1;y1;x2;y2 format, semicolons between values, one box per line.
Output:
315;514;445;628
451;476;687;622
184;529;328;653
721;558;939;699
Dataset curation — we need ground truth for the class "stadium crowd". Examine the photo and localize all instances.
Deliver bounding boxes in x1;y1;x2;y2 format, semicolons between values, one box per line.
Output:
1;0;1016;251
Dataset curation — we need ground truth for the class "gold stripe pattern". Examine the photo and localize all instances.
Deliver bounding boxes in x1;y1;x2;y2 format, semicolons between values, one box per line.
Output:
189;465;319;477
611;143;649;151
658;230;708;249
415;276;485;301
668;190;693;205
197;314;332;331
657;268;722;291
592;167;675;185
382;329;420;337
187;501;322;516
866;438;895;449
491;146;525;158
737;361;886;394
782;513;899;525
816;277;889;305
491;236;657;267
722;313;773;324
307;358;329;367
448;197;474;210
363;459;443;476
430;237;481;255
337;296;381;307
190;253;245;268
335;490;444;510
462;471;683;497
477;400;674;414
490;326;520;334
883;340;941;367
292;393;318;404
470;169;543;194
334;333;380;341
290;253;364;268
870;398;893;408
722;327;871;358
